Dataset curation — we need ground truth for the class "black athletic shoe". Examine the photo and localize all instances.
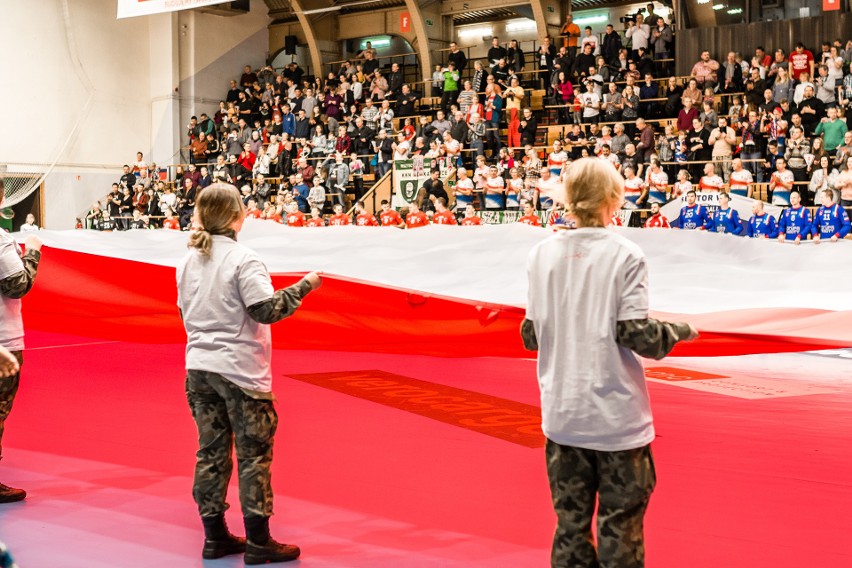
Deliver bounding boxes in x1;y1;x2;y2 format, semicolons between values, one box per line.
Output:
202;533;247;559
244;539;301;564
0;483;25;503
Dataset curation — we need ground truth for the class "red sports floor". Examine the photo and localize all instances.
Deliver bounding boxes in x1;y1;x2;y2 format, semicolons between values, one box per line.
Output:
1;331;851;566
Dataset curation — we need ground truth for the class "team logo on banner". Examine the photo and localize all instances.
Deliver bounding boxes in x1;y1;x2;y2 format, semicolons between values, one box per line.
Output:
392;157;452;208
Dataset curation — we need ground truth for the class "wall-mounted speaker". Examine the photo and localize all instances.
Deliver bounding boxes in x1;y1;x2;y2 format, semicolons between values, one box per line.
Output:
284;35;297;55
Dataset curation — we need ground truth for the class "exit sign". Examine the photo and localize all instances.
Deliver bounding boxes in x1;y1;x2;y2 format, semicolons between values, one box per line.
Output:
547;5;554;12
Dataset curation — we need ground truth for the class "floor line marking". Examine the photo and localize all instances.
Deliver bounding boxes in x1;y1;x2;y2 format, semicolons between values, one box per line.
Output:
27;341;120;351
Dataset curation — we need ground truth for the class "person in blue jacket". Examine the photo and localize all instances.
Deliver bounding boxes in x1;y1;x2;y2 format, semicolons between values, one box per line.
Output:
747;200;778;238
777;190;812;244
812;189;852;243
708;192;743;235
675;190;711;230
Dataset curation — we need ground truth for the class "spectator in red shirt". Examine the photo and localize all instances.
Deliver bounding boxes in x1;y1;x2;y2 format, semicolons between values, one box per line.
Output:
461;204;483;225
789;42;815;81
432;198;457;225
354;201;378;226
235;143;256;185
405;201;429;228
285;202;306;227
306;207;326;227
245;199;263;219
328;203;351;226
162;208;180;230
379;200;404;228
677;96;699;133
518;200;542;226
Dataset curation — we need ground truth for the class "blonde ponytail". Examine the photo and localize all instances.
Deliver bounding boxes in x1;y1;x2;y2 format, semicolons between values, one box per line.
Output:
187;183;244;256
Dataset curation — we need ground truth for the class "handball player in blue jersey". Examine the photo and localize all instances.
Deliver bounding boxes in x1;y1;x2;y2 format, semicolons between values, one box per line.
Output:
708;192;743;235
675;190;711;230
747;200;779;238
812;189;851;243
777;191;812;244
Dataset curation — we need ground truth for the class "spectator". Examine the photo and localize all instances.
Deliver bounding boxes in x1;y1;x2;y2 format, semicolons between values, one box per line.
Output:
729;158;754;198
769;157;796;205
601;24;622;65
691;50;720;89
560;14;581;56
440;63;460;114
508;39;525;74
447;42;467;74
709;117;737;180
789;42;815;82
815;107;848;154
626;15;650;61
307;176;326;212
518;108;538;147
19;213;39;232
537;37;557;88
798;85;826;136
676;96;699;133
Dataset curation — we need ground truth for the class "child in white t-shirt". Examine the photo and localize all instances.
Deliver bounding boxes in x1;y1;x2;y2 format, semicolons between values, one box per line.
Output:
178;183;321;564
522;158;697;568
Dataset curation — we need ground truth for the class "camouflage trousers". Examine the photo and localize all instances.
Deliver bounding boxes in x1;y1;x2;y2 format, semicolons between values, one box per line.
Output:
185;370;278;519
545;438;656;568
0;352;23;461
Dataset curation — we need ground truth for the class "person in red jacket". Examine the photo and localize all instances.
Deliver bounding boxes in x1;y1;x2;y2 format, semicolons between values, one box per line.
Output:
518;200;542;226
328;203;351;226
432;198;457;225
354;201;378;226
461;203;483;225
644;202;671;228
405;201;429;228
379;200;404;228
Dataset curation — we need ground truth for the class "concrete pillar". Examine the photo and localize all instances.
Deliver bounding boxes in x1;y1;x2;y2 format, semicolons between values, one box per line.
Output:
148;12;180;166
402;0;433;83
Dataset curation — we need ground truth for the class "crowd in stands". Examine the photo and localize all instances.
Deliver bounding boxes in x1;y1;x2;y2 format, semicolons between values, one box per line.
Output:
79;6;852;240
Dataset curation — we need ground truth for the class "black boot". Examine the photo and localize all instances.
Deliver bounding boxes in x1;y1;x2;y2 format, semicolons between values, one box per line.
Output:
0;482;26;504
244;515;301;565
201;514;246;559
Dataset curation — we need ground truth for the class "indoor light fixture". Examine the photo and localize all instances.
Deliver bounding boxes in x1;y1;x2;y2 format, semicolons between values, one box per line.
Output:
727;7;742;13
712;3;725;10
458;25;493;38
505;19;537;33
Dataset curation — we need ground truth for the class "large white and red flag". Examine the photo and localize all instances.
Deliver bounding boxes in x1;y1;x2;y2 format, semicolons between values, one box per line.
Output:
15;222;852;357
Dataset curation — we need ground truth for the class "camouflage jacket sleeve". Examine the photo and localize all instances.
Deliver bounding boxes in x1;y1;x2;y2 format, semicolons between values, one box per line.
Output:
0;250;41;299
520;319;539;351
616;318;693;360
246;277;314;324
520;317;690;360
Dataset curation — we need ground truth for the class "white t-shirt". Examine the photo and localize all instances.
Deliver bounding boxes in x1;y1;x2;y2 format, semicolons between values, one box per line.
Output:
177;235;277;393
19;223;39;233
0;231;25;351
526;228;654;451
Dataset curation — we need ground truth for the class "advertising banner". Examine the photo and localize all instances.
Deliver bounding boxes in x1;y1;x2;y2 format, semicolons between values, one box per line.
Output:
117;0;230;19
